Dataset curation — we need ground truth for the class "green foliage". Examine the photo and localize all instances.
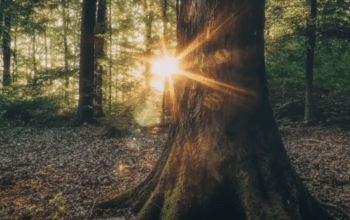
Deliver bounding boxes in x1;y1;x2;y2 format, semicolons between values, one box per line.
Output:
266;37;350;94
0;96;12;128
49;192;66;219
23;205;42;216
0;90;59;127
49;192;64;204
314;39;350;92
265;0;350;94
17;193;67;220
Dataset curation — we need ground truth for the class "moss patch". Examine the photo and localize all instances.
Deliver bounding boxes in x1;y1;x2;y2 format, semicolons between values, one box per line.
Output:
137;185;161;218
244;183;294;220
161;179;184;219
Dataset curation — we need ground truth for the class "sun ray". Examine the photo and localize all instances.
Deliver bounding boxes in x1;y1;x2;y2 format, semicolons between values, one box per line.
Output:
128;3;253;122
176;14;234;61
176;5;250;62
177;70;255;98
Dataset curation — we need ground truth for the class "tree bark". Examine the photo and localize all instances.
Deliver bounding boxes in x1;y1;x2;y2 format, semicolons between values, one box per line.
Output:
95;0;336;219
304;0;317;125
76;0;97;124
2;9;11;86
93;0;107;119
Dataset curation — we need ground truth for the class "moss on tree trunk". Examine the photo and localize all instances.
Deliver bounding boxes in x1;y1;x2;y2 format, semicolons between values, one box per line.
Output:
95;0;336;219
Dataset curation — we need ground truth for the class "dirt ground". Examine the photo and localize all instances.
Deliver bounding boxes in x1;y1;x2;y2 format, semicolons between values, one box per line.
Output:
1;85;350;220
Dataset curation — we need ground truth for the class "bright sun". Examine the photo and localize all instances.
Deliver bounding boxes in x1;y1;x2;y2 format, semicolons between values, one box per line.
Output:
152;58;177;77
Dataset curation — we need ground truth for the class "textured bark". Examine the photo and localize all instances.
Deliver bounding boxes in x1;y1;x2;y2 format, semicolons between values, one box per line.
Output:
76;0;97;124
304;0;317;125
93;0;106;119
2;10;11;86
95;0;335;219
161;78;171;126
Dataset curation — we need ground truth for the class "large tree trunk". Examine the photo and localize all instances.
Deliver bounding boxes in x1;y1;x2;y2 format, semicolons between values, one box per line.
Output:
76;0;97;124
304;0;317;125
95;0;335;219
93;0;106;119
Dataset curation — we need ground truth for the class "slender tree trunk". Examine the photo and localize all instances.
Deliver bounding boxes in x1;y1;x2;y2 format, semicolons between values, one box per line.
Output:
62;0;70;102
44;28;48;73
304;0;317;125
2;11;11;86
115;36;120;106
13;16;17;83
76;0;97;124
32;31;37;84
26;43;31;85
95;0;337;219
143;0;153;100
160;0;170;126
108;0;112;114
0;0;4;43
93;0;106;118
49;20;54;85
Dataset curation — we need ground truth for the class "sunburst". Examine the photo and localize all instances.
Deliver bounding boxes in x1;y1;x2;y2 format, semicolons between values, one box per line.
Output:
133;6;254;116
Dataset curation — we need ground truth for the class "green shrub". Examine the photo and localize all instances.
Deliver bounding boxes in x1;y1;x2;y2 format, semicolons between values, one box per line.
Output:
0;95;59;126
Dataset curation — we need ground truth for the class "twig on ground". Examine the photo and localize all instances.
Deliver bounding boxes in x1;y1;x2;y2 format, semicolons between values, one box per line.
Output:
303;139;325;143
90;199;97;220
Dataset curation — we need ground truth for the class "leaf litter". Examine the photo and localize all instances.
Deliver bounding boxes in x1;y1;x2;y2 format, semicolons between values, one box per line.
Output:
0;83;350;219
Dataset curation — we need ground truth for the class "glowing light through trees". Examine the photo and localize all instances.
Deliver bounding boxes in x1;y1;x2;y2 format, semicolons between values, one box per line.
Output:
132;7;255;126
152;58;177;78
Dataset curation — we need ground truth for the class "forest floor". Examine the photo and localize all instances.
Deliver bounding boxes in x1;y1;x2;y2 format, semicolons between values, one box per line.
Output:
1;82;350;220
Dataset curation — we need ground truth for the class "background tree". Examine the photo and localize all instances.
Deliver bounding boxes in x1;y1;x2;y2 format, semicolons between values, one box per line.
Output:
160;0;171;126
93;0;106;119
76;0;97;123
2;0;11;86
95;0;335;219
62;0;70;102
143;0;154;99
304;0;317;124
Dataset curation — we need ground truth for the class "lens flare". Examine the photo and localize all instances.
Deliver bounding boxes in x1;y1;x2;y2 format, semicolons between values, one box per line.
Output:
152;58;177;77
151;79;164;91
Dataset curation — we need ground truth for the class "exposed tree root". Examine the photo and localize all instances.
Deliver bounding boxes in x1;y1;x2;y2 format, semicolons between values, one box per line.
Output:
317;199;350;220
94;128;176;217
